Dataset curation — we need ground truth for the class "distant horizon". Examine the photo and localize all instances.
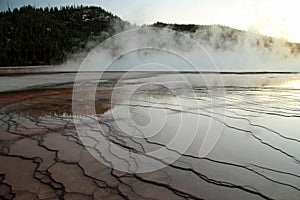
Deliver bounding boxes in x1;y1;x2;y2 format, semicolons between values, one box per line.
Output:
1;0;300;43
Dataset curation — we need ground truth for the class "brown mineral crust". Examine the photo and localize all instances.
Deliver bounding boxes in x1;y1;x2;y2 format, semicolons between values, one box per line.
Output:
0;88;111;116
48;162;98;195
0;156;58;199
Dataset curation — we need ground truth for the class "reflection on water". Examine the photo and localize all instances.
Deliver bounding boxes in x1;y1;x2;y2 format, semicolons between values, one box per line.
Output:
281;79;300;89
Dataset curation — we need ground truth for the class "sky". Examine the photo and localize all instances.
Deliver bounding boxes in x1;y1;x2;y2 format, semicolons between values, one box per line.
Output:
1;0;300;42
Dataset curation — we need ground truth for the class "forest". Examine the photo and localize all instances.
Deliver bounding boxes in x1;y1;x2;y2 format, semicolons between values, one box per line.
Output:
0;5;127;66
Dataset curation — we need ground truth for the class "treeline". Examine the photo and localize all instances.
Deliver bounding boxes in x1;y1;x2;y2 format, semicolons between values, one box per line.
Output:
0;5;127;66
152;22;240;33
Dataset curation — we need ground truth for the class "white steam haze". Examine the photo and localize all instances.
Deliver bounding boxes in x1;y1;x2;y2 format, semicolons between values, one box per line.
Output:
63;25;300;72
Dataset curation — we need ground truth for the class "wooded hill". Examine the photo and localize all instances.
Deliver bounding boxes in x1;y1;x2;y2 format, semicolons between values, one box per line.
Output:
0;5;127;66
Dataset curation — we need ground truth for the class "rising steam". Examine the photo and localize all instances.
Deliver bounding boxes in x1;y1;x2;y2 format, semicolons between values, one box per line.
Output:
63;24;300;72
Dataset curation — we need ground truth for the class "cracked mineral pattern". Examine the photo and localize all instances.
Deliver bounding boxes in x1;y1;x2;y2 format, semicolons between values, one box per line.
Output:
0;72;299;200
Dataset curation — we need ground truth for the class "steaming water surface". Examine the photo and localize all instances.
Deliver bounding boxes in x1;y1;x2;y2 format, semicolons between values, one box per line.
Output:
0;72;299;199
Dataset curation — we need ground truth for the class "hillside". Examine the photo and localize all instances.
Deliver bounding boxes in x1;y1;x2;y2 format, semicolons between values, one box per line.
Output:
0;5;127;66
1;6;300;67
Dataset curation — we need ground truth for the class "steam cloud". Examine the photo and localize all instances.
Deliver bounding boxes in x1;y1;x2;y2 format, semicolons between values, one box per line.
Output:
63;25;300;72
